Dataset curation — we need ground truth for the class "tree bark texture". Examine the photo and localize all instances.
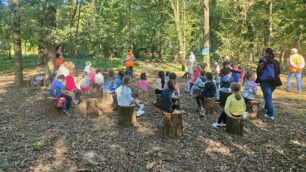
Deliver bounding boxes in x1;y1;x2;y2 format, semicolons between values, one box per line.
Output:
118;106;137;127
162;111;183;138
12;0;23;87
226;115;243;136
203;0;210;66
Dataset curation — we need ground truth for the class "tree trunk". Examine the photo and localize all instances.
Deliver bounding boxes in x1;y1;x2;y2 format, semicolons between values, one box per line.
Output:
46;4;57;73
266;0;273;47
74;0;82;57
203;0;210;67
12;0;23;87
86;98;99;117
169;0;186;71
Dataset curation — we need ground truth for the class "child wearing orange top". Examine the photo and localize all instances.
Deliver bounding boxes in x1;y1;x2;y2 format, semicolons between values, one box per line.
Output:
55;53;64;69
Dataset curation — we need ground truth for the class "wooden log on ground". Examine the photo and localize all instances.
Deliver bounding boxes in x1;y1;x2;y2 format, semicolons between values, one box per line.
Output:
246;100;259;119
226;115;243;136
220;91;231;107
86;98;99;117
44;97;62;115
118;106;137;127
203;97;217;114
162;110;183;138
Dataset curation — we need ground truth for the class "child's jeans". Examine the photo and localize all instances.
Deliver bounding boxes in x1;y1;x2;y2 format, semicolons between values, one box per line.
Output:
216;87;230;100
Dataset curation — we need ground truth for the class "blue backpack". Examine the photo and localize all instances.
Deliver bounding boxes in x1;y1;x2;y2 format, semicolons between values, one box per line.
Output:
260;58;275;81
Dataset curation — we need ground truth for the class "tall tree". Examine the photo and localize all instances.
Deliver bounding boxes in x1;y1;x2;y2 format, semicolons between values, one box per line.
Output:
203;0;210;66
169;0;187;71
266;0;273;47
12;0;23;86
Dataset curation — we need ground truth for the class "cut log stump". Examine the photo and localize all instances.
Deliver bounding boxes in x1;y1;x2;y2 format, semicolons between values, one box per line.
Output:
45;97;62;115
118;106;137;127
220;92;231;107
203;97;217;114
246;100;259;119
86;98;99;117
162;110;183;138
98;93;114;114
226;115;243;136
25;79;32;87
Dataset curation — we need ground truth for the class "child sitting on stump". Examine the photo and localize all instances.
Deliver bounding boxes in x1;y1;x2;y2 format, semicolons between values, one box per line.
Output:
242;71;257;104
160;80;180;113
212;83;246;128
116;76;143;115
50;75;72;115
154;71;166;106
190;70;206;97
215;68;233;102
94;69;104;91
65;67;81;105
195;72;216;116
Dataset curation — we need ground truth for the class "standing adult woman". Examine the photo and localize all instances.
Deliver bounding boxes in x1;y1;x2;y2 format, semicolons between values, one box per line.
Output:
255;48;282;120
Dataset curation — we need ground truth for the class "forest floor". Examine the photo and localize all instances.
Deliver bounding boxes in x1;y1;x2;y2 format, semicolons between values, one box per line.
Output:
0;61;305;172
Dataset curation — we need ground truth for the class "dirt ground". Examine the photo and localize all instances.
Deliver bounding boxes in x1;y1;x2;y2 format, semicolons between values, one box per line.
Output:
0;63;305;172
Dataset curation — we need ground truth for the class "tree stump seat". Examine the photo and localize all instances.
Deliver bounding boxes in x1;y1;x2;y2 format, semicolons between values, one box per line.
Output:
203;97;217;114
226;115;243;136
44;97;62;115
162;110;183;138
246;100;259;119
118;105;137;127
220;91;231;107
25;79;32;87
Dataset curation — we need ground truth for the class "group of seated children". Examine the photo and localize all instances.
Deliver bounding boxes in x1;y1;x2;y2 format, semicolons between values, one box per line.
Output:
155;71;181;113
183;61;257;128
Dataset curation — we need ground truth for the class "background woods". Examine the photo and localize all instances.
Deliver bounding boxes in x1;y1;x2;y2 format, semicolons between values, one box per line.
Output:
0;0;305;71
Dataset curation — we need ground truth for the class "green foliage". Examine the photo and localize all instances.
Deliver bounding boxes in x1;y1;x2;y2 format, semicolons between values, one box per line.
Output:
0;0;305;68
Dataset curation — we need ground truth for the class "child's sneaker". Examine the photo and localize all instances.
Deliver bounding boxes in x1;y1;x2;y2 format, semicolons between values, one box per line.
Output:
63;109;72;116
212;122;226;128
264;114;275;120
136;110;145;117
199;107;206;117
74;99;79;105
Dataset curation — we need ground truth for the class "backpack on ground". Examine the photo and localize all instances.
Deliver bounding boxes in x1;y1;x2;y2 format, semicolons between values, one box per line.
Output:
260;57;275;82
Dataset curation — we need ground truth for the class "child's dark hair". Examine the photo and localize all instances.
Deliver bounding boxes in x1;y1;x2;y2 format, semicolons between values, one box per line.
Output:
158;71;166;88
56;53;60;59
200;70;206;76
96;69;102;74
223;61;231;68
169;72;177;80
230;83;242;100
109;69;114;77
140;72;147;80
167;80;175;91
118;70;125;79
122;75;131;86
57;74;65;80
223;68;232;75
205;72;213;81
166;71;170;77
265;48;275;58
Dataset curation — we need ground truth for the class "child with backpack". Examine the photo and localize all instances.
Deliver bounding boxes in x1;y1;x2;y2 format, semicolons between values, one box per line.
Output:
215;68;234;102
212;83;246;128
50;75;72;115
195;72;216;115
138;72;149;101
190;70;206;97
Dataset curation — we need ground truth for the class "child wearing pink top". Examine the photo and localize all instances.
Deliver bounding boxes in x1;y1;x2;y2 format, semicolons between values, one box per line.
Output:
88;71;95;84
65;73;82;105
138;72;149;101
